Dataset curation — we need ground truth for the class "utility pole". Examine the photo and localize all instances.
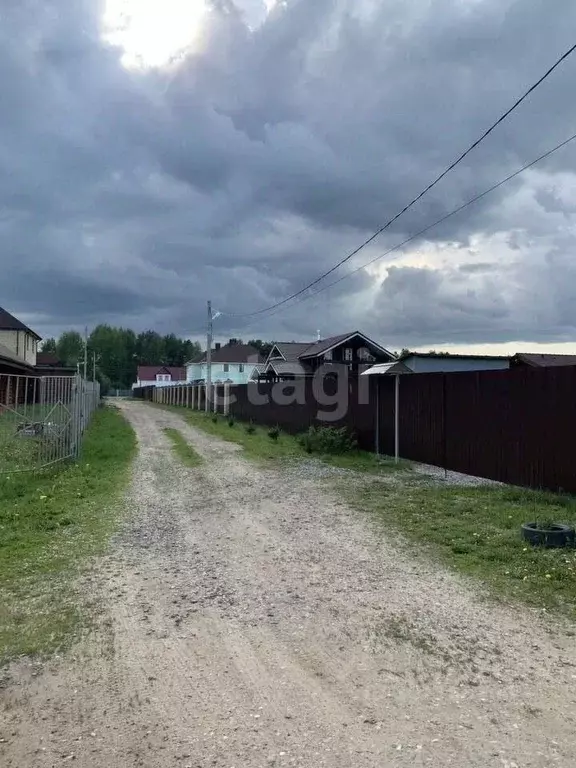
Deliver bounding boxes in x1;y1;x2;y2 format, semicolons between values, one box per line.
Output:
83;326;88;380
206;300;212;412
92;352;97;382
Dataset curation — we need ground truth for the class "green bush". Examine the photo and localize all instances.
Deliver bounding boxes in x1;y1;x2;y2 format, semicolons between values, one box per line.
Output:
297;425;357;455
211;414;218;423
227;417;235;427
268;426;280;441
245;422;256;435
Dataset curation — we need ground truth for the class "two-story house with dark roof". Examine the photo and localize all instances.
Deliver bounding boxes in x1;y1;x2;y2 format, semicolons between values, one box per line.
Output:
254;331;395;381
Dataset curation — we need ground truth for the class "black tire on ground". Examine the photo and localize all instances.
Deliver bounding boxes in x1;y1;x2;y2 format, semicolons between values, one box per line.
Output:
521;522;575;548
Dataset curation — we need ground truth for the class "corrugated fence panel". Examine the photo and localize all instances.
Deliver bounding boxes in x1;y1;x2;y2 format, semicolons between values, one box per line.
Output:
133;366;576;493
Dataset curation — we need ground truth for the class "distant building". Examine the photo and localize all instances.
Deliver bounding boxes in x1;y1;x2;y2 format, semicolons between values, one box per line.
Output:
186;340;262;385
398;352;510;374
36;352;76;376
511;353;576;368
254;331;395;381
133;365;186;389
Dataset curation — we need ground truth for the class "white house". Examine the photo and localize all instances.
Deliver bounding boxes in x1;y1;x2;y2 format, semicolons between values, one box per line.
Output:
186;340;262;385
133;365;187;389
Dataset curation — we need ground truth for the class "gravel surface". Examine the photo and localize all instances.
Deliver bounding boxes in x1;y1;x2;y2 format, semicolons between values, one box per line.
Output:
2;400;576;767
411;462;504;487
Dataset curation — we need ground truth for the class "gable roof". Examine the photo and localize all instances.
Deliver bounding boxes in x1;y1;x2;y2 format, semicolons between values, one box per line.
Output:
137;365;186;381
36;352;62;367
299;331;395;359
0;306;42;340
189;343;263;365
267;342;314;362
513;353;576;368
267;360;312;377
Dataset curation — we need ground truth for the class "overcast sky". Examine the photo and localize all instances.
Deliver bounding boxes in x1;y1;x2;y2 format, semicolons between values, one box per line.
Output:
3;0;576;352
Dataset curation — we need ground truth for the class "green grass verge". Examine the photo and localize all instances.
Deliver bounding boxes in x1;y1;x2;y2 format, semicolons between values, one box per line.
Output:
163;427;202;467
152;404;406;474
345;478;576;618
0;405;136;663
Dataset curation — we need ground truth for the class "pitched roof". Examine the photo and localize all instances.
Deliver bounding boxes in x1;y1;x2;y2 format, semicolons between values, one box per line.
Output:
402;351;510;361
36;352;61;367
299;331;394;359
137;365;186;381
271;342;316;361
299;332;359;358
513;353;576;368
267;360;313;377
0;306;42;340
190;343;263;364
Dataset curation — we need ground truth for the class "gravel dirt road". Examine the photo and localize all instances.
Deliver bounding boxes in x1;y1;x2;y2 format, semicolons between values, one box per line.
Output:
2;400;576;767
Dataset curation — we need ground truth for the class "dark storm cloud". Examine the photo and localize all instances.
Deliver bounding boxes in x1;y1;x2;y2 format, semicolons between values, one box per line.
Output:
3;0;576;348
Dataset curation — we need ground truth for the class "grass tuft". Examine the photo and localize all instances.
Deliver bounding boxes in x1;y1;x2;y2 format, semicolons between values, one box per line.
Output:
0;405;136;663
163;427;202;467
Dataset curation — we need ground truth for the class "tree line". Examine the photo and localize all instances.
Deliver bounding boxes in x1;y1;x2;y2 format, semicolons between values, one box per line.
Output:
42;326;202;391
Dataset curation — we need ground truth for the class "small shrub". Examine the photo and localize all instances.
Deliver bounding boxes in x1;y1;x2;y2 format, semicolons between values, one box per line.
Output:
297;425;357;455
268;426;280;441
211;414;218;423
245;422;256;435
227;417;235;428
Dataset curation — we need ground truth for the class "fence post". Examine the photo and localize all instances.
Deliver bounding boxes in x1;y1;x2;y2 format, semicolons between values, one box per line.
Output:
224;383;230;415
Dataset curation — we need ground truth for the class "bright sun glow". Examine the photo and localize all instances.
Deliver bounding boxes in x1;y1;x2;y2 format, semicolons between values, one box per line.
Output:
103;0;208;69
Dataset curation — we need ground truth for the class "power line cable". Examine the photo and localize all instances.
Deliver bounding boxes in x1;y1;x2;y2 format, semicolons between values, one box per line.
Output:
222;41;576;319
243;130;576;321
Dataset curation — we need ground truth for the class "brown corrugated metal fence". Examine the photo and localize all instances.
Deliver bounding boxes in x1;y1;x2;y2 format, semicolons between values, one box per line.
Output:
133;365;576;493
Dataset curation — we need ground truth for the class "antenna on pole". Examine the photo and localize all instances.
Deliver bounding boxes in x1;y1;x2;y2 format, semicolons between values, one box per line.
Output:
317;329;321;342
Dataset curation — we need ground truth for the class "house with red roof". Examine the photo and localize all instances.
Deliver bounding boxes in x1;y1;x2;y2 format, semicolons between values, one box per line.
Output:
133;365;187;389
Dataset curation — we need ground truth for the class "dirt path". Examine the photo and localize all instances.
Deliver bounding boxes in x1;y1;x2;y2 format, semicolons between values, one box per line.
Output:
2;401;576;767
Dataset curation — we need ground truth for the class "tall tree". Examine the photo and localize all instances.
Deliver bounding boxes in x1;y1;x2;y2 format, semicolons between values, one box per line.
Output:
41;337;57;353
56;331;85;368
248;339;273;359
136;330;165;365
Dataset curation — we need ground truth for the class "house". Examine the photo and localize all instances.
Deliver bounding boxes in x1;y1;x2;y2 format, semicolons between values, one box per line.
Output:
0;341;36;375
511;353;576;368
399;352;510;374
133;365;187;389
186;340;262;385
35;352;76;376
255;331;395;380
0;306;41;367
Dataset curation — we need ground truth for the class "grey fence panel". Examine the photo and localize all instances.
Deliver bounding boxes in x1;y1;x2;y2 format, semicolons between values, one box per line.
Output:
0;373;101;473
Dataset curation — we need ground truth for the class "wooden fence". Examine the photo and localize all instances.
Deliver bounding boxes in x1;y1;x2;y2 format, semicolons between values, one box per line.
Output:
133;365;576;493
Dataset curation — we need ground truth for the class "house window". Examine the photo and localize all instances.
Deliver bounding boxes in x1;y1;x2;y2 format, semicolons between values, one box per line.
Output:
324;350;332;361
239;364;244;373
358;347;375;362
344;348;353;361
223;364;229;373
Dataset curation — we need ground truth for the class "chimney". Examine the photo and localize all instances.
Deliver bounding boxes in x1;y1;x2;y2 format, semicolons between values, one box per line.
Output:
215;342;221;351
317;330;321;341
229;338;238;346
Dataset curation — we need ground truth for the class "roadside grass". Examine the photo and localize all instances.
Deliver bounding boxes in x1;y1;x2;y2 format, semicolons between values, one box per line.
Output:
163;427;202;467
152;404;406;474
0;405;136;663
345;478;576;618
